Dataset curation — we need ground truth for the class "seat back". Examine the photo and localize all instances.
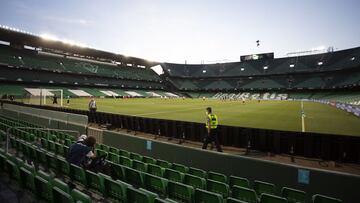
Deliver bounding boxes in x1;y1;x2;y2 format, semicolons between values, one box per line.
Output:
167;180;194;203
281;187;306;203
195;188;223;203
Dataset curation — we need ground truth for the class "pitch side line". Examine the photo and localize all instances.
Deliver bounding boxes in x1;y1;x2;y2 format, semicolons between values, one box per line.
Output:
301;101;305;132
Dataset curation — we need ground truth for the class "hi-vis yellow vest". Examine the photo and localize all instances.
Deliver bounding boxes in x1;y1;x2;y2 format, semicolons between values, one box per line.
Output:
206;114;218;129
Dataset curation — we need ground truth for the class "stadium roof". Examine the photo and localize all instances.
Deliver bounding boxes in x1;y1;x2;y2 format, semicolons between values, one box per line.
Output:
0;27;159;68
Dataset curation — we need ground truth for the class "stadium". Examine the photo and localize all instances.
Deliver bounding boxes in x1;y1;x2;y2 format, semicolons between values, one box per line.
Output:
0;1;359;203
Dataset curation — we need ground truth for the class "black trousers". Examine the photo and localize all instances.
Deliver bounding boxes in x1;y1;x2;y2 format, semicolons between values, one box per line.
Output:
202;128;222;152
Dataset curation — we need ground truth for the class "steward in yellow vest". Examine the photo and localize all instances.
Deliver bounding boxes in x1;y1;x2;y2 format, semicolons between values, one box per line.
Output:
202;107;222;152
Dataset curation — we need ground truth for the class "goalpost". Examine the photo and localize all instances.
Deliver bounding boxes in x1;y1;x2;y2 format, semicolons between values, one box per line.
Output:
43;89;63;107
26;89;63;106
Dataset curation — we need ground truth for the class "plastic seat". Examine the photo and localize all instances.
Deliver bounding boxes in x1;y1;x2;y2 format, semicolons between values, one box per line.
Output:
254;180;276;196
102;175;127;202
208;171;227;183
57;156;70;176
53;186;75;203
19;167;35;192
110;162;126;180
195;188;223;203
124;166;144;187
71;189;92;203
108;152;120;163
188;167;207;179
127;186;154;203
281;187;306;203
143;156;157;164
130;152;143;161
207;179;229;198
53;178;70;193
70;163;86;185
86;170;105;194
109;146;119;154
312;194;342;203
167;180;194;203
119;149;131;158
184;174;206;190
147;163;165;177
144;173;168;197
157;159;171;168
171;163;188;173
55;143;65;156
232;186;258;203
120;155;133;167
133;159;148;172
260;193;287;203
229;175;250;188
164;168;184;183
34;175;52;201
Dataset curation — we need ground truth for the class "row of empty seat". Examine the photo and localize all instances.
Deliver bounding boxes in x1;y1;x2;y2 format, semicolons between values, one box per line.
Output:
0;115;343;202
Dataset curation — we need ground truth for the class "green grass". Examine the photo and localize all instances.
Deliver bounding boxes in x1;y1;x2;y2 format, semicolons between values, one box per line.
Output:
61;98;360;136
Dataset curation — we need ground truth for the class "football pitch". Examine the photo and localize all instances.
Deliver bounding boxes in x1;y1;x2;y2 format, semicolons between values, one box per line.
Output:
63;98;360;136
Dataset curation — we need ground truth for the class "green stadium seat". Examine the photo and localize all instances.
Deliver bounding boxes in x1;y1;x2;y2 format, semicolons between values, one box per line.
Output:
100;144;109;152
109;146;119;154
46;152;58;170
70;163;86;185
184;174;206;190
6;160;20;181
281;187;306;203
167;180;194;203
53;186;74;203
133;159;148;172
0;153;6;172
57;156;70;176
86;170;105;194
143;156;157;164
206;179;229;197
127;186;154;203
96;149;108;158
19;167;35;192
34;175;53;201
254;180;276;195
37;170;52;181
164;168;184;183
120;155;133;167
71;189;92;203
188;167;207;179
110;162;126;180
53;178;71;193
147;163;165;177
139;188;159;201
227;197;249;203
229;175;250;188
124;166;144;187
232;186;258;203
171;163;188;173
119;149;131;158
154;197;179;203
108;152;120;163
102;175;127;202
195;188;224;203
208;171;227;183
312;194;342;203
130;152;143;161
36;148;47;164
260;193;287;203
64;139;72;147
48;140;56;152
157;159;171;168
144;173;168;197
55;143;65;156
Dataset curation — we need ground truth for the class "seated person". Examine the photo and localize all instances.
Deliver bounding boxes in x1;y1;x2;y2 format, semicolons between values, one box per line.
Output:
68;135;96;167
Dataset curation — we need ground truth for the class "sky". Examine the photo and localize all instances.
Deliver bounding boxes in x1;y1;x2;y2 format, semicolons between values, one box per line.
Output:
0;0;359;64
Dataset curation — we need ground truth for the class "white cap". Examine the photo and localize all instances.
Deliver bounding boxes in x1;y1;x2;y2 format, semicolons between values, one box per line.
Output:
78;134;87;142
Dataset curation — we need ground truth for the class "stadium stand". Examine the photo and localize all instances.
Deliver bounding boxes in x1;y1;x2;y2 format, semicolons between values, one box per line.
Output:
0;115;346;202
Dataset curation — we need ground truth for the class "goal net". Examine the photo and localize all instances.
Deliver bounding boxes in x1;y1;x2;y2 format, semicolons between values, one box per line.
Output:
25;88;63;106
